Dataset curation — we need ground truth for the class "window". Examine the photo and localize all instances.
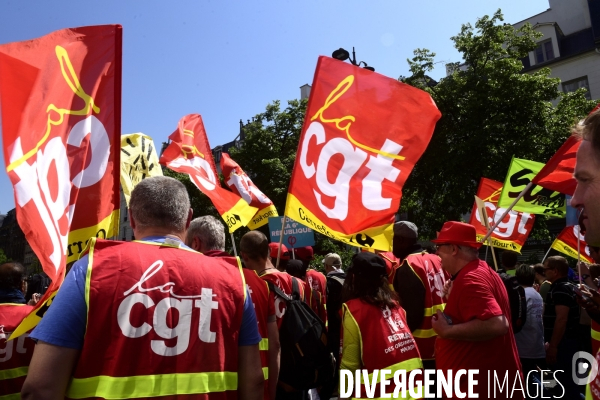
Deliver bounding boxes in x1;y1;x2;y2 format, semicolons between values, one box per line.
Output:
535;40;555;64
563;76;592;100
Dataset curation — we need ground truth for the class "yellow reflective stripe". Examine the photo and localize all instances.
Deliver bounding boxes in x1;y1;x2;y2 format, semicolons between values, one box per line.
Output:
84;238;97;329
586;383;593;400
592;328;600;341
365;357;423;383
0;366;28;380
259;338;269;351
263;367;268;380
412;328;437;338
66;371;238;399
423;304;445;317
0;393;21;400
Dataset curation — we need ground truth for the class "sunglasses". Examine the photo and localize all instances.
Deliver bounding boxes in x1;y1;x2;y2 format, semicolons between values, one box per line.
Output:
435;244;453;251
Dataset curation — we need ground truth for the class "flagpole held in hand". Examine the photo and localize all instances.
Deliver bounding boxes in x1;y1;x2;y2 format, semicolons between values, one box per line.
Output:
230;233;238;257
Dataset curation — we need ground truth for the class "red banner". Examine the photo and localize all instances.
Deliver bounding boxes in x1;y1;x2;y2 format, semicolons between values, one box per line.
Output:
285;57;441;250
469;178;535;252
159;114;257;232
0;25;122;336
551;225;594;263
220;152;278;229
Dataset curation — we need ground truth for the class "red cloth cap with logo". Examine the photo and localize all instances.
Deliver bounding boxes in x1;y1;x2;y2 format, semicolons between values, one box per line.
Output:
294;246;314;262
269;242;290;260
431;221;482;249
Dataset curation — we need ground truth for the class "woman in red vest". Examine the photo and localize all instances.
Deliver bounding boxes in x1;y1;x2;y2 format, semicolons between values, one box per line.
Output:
340;252;423;399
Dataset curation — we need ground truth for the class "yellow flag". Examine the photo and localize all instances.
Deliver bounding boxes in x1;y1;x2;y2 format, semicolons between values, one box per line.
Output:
121;133;163;206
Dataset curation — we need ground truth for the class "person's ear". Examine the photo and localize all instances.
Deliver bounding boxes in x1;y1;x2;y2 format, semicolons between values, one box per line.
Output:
185;209;193;230
192;236;201;252
129;209;136;229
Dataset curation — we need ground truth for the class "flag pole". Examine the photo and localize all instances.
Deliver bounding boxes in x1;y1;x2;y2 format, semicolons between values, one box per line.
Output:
276;215;286;269
489;242;499;271
577;224;583;286
541;245;553;263
481;182;534;243
230;233;238;257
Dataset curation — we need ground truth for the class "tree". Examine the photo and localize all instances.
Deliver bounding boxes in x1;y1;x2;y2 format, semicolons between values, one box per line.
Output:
401;10;596;238
0;248;9;265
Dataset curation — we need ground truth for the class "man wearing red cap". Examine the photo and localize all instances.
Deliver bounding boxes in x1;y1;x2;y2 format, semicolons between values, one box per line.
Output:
269;242;290;271
431;221;523;400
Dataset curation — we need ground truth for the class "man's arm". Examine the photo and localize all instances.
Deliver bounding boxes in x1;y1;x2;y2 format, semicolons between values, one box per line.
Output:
431;310;508;341
267;320;280;400
546;305;569;364
21;341;79;399
238;344;265;400
393;260;426;331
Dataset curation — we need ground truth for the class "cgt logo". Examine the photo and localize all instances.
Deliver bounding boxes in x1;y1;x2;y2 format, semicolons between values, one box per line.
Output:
572;351;599;385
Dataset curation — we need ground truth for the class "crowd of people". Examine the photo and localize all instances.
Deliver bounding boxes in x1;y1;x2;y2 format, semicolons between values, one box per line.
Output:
0;110;599;399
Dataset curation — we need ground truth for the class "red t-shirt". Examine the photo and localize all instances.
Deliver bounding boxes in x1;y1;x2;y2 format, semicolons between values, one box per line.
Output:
261;270;306;328
436;260;523;400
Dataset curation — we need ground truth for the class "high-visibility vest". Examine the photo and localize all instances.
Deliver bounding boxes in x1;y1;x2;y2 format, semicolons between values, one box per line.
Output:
342;299;423;399
402;252;447;360
592;320;600;356
587;348;600;399
242;268;270;399
0;303;35;399
66;238;246;400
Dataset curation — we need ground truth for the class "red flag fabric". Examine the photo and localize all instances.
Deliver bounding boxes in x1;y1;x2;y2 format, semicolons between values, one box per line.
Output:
551;225;594;263
0;25;122;336
159;114;257;232
220;152;278;229
531;136;580;195
469;178;535;252
285;56;441;250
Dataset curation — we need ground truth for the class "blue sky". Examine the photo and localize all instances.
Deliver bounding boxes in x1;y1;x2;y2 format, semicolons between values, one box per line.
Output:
0;0;550;215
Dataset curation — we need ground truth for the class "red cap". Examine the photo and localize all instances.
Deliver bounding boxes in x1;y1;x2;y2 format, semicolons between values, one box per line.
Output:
431;221;482;248
269;242;290;260
294;246;314;262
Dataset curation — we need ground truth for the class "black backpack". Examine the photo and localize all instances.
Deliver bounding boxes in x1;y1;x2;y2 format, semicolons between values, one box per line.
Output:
498;272;527;333
268;278;336;391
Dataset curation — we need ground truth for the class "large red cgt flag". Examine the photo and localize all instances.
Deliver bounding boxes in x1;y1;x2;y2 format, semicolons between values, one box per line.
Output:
160;114;258;232
469;178;535;253
551;225;593;263
531;136;580;195
0;25;122;336
220;152;278;229
285;57;441;250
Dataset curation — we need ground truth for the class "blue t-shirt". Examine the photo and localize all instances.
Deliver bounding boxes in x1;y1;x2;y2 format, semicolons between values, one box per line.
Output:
31;236;261;349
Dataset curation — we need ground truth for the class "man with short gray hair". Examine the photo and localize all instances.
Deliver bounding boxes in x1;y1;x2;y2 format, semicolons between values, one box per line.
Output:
23;176;264;400
185;215;227;257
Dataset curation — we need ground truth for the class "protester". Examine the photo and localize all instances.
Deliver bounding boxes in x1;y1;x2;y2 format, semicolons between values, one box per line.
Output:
500;250;519;276
269;242;290;271
391;221;446;378
340;252;422;398
431;221;523;400
533;263;551;300
543;255;582;398
25;272;50;304
187;216;279;400
285;259;326;323
0;262;37;397
295;246;327;304
241;231;307;400
22;176;264;399
320;253;345;400
514;264;546;375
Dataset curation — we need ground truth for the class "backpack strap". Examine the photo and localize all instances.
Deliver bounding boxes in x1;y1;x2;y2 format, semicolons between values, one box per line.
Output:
268;281;291;302
291;277;302;301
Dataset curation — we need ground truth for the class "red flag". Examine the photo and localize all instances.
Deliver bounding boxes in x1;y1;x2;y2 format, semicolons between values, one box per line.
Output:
0;25;122;335
159;114;257;232
220;152;278;229
531;136;580;195
469;178;535;252
285;56;441;250
551;225;593;263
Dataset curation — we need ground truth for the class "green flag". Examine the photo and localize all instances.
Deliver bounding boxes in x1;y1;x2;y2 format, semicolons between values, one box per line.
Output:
497;157;566;217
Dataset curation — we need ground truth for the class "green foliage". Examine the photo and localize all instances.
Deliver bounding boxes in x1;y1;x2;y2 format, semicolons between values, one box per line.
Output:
401;10;597;239
0;248;9;265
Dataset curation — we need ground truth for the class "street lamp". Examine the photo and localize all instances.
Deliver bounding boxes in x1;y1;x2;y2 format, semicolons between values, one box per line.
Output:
331;47;375;71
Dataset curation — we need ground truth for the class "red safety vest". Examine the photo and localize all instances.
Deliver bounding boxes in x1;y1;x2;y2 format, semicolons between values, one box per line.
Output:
261;270;306;329
378;252;400;288
66;239;246;400
587;349;600;399
342;299;422;399
305;269;326;303
0;304;35;398
242;268;271;399
402;252;447;360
